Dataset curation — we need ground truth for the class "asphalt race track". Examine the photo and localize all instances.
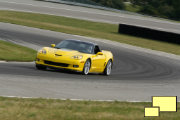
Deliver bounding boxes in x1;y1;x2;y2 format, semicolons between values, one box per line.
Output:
0;0;180;101
0;23;180;101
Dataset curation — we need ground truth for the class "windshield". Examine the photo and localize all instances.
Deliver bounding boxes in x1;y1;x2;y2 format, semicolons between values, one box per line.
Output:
55;40;94;54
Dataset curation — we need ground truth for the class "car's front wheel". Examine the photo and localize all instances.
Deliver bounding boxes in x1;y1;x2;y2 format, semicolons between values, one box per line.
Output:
103;60;112;76
82;59;91;75
36;64;47;70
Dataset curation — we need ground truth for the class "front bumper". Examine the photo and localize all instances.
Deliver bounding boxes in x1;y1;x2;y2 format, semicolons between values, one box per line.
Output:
35;55;85;72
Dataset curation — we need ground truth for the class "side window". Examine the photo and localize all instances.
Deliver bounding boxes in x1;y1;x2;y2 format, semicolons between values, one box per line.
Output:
94;46;101;54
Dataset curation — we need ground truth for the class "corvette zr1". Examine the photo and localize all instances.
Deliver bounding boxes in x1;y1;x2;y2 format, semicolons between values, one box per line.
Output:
35;40;113;75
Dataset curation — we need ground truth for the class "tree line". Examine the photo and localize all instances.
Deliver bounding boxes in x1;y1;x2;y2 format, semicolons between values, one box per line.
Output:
90;0;180;21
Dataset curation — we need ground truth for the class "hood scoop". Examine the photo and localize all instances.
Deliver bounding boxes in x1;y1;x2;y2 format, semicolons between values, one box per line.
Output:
55;54;62;56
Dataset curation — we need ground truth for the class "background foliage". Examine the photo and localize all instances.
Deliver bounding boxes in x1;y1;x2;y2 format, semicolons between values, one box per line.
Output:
88;0;180;20
130;0;180;20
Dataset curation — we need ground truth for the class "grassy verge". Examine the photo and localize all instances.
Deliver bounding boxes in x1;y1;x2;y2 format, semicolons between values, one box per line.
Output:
0;40;36;61
0;10;179;55
0;97;180;120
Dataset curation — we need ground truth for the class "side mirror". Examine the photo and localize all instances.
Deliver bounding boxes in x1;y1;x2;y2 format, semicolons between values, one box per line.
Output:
51;44;56;48
97;52;103;55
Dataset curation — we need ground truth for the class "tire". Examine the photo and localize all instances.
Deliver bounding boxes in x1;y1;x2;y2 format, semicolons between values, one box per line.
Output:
82;59;91;75
103;60;112;76
36;64;47;70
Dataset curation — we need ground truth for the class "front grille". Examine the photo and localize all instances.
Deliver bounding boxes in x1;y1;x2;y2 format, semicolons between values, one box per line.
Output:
44;60;69;67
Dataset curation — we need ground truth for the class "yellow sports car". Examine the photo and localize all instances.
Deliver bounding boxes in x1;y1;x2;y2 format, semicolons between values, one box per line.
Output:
35;40;113;75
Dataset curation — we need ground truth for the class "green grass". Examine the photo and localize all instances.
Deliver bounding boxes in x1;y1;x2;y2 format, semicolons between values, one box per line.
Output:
0;96;180;120
0;10;179;55
0;40;36;61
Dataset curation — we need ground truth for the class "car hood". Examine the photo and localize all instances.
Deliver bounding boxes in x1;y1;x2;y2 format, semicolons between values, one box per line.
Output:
43;47;82;56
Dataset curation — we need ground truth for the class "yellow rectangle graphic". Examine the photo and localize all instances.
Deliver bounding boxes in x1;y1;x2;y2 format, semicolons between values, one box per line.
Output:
152;96;177;112
145;107;160;117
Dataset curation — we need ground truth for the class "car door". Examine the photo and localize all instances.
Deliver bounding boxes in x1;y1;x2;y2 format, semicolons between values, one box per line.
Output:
91;46;105;72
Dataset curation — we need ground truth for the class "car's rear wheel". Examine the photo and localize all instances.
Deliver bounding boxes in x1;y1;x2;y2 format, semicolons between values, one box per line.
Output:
104;60;112;76
82;59;91;75
36;64;47;70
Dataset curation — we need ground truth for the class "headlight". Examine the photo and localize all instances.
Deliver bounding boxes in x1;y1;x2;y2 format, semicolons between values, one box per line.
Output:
72;55;83;60
38;49;47;54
